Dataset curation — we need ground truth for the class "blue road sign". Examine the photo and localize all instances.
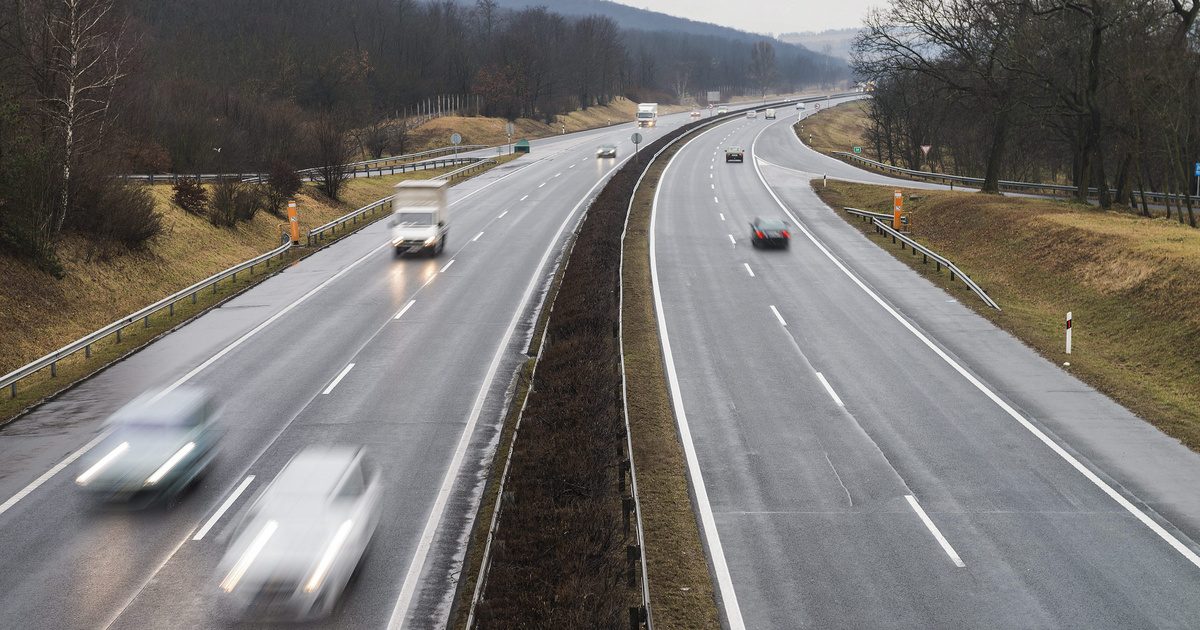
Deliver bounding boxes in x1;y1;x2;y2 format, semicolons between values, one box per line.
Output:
1194;161;1199;177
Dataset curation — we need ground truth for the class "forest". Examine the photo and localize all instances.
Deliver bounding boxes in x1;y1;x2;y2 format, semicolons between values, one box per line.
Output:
855;0;1200;225
0;0;845;270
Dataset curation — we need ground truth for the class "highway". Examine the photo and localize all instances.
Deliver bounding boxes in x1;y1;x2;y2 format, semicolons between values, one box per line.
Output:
0;111;693;629
651;101;1200;628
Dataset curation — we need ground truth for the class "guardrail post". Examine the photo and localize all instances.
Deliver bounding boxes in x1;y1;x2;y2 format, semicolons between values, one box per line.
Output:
50;360;56;377
9;382;14;398
192;292;197;305
629;607;646;630
950;270;956;281
143;315;149;328
623;495;634;535
116;327;121;343
169;303;174;317
626;544;640;587
85;344;91;359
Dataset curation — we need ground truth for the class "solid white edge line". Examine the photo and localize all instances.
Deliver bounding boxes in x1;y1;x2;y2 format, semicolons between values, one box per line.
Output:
387;153;638;630
747;123;1200;570
394;300;416;320
322;363;355;395
651;119;747;630
0;429;110;517
769;305;787;327
439;259;456;273
727;234;736;245
498;210;509;218
815;372;844;407
192;475;255;541
743;263;755;278
906;495;966;568
472;232;483;242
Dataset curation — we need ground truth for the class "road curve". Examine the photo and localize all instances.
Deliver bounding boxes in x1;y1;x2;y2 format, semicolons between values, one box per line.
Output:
651;104;1200;628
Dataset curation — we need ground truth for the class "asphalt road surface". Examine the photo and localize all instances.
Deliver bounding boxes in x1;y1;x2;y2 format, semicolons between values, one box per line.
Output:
0;110;698;630
651;100;1200;628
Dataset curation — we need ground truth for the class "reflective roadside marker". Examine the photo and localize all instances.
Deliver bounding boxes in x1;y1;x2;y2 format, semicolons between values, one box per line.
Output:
893;190;904;230
1066;311;1072;355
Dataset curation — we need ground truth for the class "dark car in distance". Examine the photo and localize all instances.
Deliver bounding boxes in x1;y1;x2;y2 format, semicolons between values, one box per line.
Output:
750;217;790;249
725;146;744;163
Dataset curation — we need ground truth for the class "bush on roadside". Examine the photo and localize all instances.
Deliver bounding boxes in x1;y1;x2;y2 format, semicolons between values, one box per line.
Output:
172;178;208;215
208;178;267;227
265;161;302;217
78;181;163;250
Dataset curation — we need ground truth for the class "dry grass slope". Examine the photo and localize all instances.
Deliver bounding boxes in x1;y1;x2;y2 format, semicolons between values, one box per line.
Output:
816;181;1200;451
794;99;871;156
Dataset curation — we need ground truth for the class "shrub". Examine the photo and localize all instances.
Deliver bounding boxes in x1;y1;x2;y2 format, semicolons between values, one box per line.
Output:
265;161;302;217
83;181;163;250
172;178;208;215
208;179;267;227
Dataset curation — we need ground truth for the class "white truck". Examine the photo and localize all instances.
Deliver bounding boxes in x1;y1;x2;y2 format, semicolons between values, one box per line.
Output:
389;179;449;256
765;108;777;120
636;103;658;128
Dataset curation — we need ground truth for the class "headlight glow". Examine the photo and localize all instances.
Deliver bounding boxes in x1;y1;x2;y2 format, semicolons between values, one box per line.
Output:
145;442;196;486
76;442;130;486
304;519;355;593
221;520;278;593
424;236;437;246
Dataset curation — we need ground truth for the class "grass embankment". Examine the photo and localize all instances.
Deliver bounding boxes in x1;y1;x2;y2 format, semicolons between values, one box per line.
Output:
815;181;1200;451
0;159;516;423
623;129;723;627
409;96;693;151
794;99;871;156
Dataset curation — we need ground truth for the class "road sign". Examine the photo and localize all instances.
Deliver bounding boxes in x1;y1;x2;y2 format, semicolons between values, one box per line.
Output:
853;146;862;154
1194;161;1199;177
450;133;462;145
505;122;514;136
632;132;642;154
814;103;821;110
921;145;932;156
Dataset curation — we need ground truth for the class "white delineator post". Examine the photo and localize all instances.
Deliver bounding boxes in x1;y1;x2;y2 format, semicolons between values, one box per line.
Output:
1066;311;1073;354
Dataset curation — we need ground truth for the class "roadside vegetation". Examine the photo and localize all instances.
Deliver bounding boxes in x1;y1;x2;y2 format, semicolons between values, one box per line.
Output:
854;0;1198;221
815;180;1200;451
794;99;872;157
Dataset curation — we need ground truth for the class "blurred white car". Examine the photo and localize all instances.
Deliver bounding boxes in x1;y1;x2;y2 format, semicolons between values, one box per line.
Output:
690;110;701;119
217;446;381;620
746;111;757;119
75;387;221;506
796;102;807;110
596;144;617;158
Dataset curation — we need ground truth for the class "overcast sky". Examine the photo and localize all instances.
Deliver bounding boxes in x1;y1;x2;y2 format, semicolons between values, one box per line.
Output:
607;0;880;34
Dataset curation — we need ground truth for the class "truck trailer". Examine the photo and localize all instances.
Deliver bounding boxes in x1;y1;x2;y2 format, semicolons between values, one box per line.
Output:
389;180;450;256
636;103;658;128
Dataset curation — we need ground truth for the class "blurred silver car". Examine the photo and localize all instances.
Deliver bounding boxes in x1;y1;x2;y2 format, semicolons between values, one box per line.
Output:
75;387;220;505
216;446;381;620
596;144;617;158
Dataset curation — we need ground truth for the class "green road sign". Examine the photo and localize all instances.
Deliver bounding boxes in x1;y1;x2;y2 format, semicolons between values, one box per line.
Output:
853;146;862;154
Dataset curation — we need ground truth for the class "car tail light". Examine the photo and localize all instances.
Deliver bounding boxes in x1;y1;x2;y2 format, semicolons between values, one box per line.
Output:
755;230;765;239
781;230;790;238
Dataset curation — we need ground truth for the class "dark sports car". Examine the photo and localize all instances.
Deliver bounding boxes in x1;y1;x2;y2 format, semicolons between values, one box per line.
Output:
750;217;791;249
725;147;744;163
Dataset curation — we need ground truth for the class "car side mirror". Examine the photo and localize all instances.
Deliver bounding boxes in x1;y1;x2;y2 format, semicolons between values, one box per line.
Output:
388;218;398;228
438;221;445;227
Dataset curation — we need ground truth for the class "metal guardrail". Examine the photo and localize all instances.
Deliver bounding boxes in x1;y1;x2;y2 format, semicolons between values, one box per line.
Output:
832;151;1190;205
2;237;295;399
843;207;1000;310
117;145;487;184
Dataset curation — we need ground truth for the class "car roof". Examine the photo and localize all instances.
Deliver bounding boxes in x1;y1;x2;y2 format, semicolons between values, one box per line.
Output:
109;387;212;426
756;218;786;228
269;447;361;497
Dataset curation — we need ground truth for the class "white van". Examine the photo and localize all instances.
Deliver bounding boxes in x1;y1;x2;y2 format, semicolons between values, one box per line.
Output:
765;108;777;120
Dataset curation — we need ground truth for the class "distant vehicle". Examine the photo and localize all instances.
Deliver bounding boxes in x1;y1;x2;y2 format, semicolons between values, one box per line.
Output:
690;110;701;119
725;147;744;163
750;217;790;249
216;446;382;620
636;102;658;128
596;144;617;158
717;106;729;114
796;102;807;111
765;108;776;120
746;111;757;119
389;179;449;256
75;387;221;506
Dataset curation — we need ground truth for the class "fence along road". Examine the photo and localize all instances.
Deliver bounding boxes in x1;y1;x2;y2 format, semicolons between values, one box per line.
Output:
0;109;699;630
649;98;1200;628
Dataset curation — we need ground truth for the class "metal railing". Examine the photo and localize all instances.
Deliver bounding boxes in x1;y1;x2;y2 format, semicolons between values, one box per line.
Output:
832;151;1190;205
2;237;295;399
843;207;1000;310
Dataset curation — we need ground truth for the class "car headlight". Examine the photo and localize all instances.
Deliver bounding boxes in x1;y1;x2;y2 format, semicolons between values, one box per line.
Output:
305;520;355;593
76;442;130;486
424;236;437;246
145;442;195;486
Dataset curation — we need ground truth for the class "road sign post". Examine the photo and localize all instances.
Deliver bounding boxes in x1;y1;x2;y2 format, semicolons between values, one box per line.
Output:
1195;161;1199;198
893;190;903;230
1066;312;1073;355
631;132;642;155
506;122;514;153
451;132;462;158
287;201;300;244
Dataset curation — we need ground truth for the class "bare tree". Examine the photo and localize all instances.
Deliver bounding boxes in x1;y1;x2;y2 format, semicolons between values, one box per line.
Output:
313;113;352;200
749;41;777;99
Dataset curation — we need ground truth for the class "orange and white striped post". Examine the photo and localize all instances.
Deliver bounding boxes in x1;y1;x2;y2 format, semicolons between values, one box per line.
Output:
1065;311;1073;354
893;190;904;230
287;201;300;244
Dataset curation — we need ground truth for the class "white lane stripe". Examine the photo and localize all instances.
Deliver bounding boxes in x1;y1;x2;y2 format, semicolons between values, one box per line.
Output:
906;495;966;568
519;195;528;201
472;231;484;242
651;118;747;629
322;363;355;395
554;172;561;177
727;234;736;245
388;151;639;630
743;263;755;277
569;164;576;168
815;372;844;407
393;300;416;320
770;305;787;327
747;124;1200;570
192;476;255;541
498;210;509;218
538;182;546;188
0;430;110;517
711;183;716;189
719;213;726;221
439;259;456;273
714;196;720;204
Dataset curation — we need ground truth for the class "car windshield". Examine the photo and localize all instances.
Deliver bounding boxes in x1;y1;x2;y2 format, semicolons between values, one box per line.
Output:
758;219;786;230
637;112;654;118
395;212;433;225
727;147;742;152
